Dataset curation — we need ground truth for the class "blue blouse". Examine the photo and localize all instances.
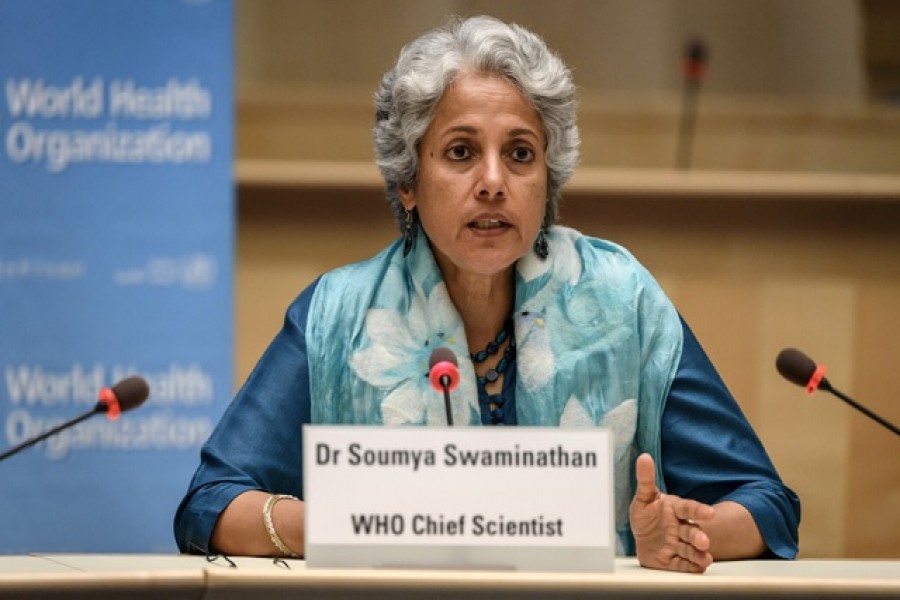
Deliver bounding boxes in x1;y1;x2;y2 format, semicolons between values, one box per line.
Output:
174;279;800;558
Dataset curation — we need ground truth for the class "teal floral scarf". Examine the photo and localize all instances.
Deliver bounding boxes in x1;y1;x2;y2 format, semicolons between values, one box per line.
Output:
306;225;683;552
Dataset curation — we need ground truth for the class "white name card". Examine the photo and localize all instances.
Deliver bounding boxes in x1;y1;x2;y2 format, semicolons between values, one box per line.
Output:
303;425;614;572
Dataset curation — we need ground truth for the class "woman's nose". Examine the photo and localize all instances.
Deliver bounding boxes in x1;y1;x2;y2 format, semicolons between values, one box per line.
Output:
475;155;506;200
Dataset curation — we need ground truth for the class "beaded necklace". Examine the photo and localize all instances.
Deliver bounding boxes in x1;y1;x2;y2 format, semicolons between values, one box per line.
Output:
470;318;516;385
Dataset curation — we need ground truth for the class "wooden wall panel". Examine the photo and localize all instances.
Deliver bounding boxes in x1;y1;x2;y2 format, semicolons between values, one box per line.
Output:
847;283;900;558
235;188;395;385
236;184;900;559
233;0;900;563
757;282;857;558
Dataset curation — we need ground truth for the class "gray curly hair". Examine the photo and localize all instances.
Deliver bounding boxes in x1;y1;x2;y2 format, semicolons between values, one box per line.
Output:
373;15;580;231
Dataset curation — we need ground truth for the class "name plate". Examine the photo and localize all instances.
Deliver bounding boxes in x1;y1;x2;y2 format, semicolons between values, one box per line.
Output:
303;425;614;572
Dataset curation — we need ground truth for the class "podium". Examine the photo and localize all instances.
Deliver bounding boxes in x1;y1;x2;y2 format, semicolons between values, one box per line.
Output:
1;555;898;599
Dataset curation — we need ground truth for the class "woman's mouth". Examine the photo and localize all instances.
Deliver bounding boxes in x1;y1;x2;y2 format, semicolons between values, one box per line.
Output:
469;219;508;230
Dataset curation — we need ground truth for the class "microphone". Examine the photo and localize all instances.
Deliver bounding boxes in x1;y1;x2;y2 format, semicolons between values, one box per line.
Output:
676;37;708;170
428;348;459;426
683;38;709;84
776;348;899;437
0;375;151;462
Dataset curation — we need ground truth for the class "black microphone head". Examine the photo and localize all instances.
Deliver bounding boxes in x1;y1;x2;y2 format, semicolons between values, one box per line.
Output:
686;38;708;63
775;348;817;388
111;376;150;412
428;347;458;369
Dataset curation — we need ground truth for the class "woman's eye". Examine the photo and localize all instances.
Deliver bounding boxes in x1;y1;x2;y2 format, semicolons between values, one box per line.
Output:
511;146;534;162
446;145;471;160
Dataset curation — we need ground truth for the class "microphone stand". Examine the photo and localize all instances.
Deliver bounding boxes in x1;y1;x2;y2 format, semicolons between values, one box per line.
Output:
676;79;699;169
0;403;105;462
440;376;453;426
676;38;707;170
822;382;900;436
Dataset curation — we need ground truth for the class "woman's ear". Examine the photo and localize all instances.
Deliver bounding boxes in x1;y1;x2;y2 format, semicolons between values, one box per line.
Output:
398;184;416;211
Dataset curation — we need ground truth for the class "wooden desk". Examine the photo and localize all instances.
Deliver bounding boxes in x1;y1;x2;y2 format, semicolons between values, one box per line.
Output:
1;555;898;599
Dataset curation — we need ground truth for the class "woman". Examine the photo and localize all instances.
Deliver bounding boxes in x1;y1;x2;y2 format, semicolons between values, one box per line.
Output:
175;15;800;573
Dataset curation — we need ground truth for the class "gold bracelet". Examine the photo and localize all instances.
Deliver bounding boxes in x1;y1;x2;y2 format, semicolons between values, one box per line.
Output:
262;493;300;558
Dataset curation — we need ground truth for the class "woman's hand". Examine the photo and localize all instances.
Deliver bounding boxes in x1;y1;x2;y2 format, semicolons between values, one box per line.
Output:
629;453;715;573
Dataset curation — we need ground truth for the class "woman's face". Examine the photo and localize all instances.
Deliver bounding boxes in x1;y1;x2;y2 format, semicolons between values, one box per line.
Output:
399;72;548;281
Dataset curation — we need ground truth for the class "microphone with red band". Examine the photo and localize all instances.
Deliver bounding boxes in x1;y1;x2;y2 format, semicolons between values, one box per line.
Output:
776;348;898;437
429;347;459;426
683;38;708;83
775;348;830;395
676;37;709;170
98;375;150;420
0;375;151;462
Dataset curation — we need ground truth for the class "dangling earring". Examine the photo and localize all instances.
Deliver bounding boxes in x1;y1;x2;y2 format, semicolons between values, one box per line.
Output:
533;228;549;259
403;208;417;256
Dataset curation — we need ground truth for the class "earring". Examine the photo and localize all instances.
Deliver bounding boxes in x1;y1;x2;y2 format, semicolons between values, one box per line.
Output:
533;228;549;259
403;209;416;256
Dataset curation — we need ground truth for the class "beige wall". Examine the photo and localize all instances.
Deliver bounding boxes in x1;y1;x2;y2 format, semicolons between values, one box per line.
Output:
234;0;900;560
236;182;900;560
237;0;866;99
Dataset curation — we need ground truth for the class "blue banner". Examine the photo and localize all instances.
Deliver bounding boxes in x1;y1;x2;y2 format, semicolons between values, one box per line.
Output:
0;0;233;552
